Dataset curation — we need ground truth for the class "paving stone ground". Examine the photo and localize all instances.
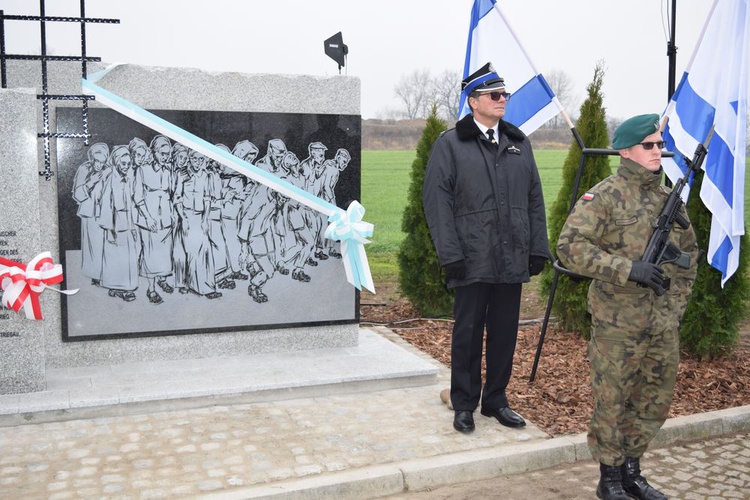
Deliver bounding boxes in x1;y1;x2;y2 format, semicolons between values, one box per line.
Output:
0;326;747;499
1;392;747;499
385;433;750;499
0;369;548;499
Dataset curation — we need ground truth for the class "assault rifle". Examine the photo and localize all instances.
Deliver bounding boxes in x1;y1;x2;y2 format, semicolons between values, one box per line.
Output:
641;124;714;296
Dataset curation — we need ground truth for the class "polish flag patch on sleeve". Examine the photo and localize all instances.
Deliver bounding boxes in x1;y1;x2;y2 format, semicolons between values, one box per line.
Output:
581;192;595;201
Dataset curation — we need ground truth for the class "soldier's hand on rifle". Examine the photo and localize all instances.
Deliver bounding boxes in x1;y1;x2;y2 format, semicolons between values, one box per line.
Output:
628;261;665;293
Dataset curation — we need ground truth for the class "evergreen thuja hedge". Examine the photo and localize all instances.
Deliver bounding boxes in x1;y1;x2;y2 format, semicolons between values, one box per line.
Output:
540;64;612;338
397;108;453;317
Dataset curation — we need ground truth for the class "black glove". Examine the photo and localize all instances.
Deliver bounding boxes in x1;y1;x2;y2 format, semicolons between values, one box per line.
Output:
628;261;665;292
443;260;467;280
529;255;547;276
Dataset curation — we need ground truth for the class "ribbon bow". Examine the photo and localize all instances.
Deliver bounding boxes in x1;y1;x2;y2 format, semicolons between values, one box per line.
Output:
325;201;375;293
0;252;76;320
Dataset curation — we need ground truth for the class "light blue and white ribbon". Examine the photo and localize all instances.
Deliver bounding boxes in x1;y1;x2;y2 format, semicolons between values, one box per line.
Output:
324;201;374;292
82;66;375;293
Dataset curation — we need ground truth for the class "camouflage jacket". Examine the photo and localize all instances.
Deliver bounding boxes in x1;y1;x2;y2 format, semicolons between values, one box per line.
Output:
557;159;698;316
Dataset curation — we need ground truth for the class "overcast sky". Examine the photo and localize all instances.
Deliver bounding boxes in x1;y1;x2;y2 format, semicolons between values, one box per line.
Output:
1;0;729;121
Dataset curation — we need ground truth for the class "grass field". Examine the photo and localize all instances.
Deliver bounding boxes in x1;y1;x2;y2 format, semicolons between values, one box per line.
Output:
362;149;750;287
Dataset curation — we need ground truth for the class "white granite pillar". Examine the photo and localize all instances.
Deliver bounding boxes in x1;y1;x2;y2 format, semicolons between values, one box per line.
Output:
0;88;45;394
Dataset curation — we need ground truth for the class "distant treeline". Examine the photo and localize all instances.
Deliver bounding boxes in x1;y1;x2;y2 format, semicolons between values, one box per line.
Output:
362;119;572;150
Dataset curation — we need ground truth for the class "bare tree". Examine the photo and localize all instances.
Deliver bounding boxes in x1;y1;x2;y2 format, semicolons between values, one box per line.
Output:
392;68;585;125
431;69;462;123
544;69;577;128
393;69;432;119
607;116;624;140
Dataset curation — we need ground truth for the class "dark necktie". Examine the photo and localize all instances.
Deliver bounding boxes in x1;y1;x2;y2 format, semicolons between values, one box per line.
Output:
487;128;497;145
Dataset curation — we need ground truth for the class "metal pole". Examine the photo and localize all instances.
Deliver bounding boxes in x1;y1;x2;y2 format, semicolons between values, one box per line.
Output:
665;0;678;188
530;127;586;383
667;0;678;101
1;10;6;89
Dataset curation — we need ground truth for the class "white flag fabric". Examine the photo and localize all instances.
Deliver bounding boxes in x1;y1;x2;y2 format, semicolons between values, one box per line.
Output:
458;0;562;134
662;0;749;286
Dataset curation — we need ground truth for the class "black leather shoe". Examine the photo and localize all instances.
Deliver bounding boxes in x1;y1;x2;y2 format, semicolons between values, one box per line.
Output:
480;406;526;428
453;410;475;433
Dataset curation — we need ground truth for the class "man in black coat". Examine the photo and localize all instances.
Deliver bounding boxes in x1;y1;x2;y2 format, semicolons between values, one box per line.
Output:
423;62;549;433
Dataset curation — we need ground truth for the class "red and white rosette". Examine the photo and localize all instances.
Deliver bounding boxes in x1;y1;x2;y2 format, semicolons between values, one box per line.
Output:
0;252;77;320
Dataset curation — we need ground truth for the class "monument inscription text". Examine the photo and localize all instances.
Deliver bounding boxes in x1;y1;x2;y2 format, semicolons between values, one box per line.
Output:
0;229;21;338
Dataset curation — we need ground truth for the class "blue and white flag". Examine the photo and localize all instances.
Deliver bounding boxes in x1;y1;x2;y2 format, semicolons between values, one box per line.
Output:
662;0;749;286
458;0;562;134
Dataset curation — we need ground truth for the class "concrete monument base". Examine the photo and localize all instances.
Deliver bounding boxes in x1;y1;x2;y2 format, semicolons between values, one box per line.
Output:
0;328;439;425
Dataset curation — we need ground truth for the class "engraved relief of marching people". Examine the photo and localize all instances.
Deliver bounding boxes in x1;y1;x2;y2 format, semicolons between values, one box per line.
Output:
71;134;351;305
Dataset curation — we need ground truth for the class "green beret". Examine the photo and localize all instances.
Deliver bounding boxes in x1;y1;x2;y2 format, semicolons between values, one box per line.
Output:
612;114;661;149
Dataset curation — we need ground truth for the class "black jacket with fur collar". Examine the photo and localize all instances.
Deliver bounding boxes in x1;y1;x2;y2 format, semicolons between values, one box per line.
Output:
455;113;526;143
422;113;549;287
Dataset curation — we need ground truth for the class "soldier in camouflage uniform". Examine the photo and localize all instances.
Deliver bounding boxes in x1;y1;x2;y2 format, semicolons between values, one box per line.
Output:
557;114;698;500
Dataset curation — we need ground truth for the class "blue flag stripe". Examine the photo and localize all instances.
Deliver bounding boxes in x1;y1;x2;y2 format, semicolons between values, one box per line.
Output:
476;0;495;18
704;136;736;206
504;74;555;129
710;235;732;271
673;76;716;144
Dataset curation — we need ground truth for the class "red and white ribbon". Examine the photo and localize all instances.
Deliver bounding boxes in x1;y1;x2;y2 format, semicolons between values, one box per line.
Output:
0;252;77;320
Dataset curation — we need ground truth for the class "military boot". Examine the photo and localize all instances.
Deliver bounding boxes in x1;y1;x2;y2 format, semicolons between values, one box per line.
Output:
596;463;630;500
622;457;668;500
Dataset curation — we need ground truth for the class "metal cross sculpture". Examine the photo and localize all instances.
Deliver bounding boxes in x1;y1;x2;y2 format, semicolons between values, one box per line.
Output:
0;0;119;180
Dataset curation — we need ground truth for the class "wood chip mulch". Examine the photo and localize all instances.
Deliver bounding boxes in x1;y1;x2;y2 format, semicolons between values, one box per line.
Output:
361;301;750;437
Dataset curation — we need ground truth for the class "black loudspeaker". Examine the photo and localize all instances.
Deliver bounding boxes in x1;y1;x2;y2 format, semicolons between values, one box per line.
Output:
324;32;348;72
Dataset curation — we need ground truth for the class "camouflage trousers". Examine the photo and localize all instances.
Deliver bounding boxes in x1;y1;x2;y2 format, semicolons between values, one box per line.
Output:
587;289;680;466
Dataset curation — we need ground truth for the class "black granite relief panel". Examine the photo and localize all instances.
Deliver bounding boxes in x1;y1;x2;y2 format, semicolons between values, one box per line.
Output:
56;108;361;340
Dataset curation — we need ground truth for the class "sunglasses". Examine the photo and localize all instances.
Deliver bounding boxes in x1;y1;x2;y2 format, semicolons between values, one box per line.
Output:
478;91;511;101
638;141;666;150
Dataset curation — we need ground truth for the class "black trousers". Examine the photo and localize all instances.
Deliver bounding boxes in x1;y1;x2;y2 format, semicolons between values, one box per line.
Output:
450;282;522;411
